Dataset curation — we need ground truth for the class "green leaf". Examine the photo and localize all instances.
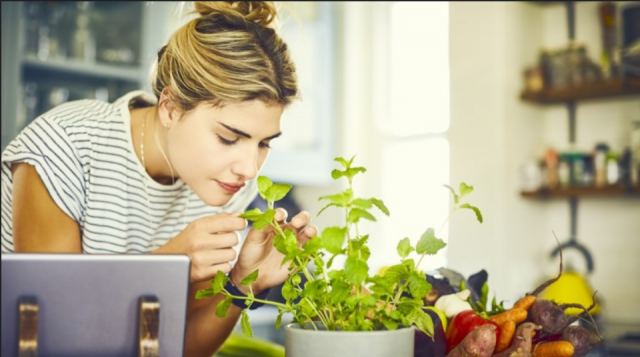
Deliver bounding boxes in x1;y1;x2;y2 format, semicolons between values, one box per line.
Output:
281;281;300;301
479;282;489;309
240;208;263;221
370;198;390;216
273;228;300;264
216;296;232;317
347;208;376;224
408;273;430;298
266;183;292;202
320;226;347;254
443;184;459;205
382;263;409;284
329;280;350;304
240;310;253;336
195;288;214;299
351;198;373;209
211;271;228;294
302;235;322;255
416;228;446;255
344;257;368;285
331;169;345;180
335;156;350;169
346;166;367;178
397;238;414;258
252;208;276;230
410;308;434;336
460;203;483;223
303;280;327;300
317;203;337;217
257;176;273;197
240;270;259;286
459;182;474;197
318;189;352;207
382;318;398;331
292;274;302;286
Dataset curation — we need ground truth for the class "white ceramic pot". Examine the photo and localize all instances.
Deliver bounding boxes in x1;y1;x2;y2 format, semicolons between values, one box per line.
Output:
284;323;415;357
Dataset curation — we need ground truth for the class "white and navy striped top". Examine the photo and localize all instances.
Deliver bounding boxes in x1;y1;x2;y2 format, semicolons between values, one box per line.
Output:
1;90;258;253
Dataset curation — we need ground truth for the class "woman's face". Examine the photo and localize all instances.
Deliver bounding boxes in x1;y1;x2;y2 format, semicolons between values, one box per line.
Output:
166;99;284;206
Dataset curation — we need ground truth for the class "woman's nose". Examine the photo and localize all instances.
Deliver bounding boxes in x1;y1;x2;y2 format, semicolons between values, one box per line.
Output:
231;147;259;180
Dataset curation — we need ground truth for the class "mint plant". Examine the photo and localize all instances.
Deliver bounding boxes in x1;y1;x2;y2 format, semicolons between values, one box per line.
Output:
196;156;483;337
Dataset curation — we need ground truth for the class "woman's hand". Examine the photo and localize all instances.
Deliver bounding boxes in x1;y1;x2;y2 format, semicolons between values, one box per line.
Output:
153;213;247;284
230;208;317;294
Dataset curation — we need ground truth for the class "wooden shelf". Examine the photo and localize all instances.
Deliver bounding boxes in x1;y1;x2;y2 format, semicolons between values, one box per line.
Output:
521;185;640;199
22;56;142;82
520;78;640;104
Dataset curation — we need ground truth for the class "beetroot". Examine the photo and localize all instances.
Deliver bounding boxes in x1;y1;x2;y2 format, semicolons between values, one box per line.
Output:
562;325;601;356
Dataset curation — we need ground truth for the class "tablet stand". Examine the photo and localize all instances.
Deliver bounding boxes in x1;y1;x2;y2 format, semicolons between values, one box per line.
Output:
17;295;161;356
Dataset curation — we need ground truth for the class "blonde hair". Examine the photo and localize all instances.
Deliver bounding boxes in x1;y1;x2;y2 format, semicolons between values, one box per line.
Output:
152;1;298;111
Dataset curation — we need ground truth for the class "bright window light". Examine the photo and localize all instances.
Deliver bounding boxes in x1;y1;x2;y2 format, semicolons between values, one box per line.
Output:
389;2;450;136
372;2;450;273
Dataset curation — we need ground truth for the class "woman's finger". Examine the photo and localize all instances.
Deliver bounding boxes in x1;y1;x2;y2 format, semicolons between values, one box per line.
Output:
275;207;288;223
290;211;310;229
302;224;317;238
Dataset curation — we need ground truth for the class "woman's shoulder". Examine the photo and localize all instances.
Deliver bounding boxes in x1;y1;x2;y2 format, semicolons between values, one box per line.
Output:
42;90;154;131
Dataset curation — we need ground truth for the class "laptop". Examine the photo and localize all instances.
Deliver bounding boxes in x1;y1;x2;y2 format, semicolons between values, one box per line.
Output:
1;253;191;356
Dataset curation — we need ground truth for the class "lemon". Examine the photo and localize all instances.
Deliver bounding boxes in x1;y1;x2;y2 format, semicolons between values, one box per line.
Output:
425;306;448;331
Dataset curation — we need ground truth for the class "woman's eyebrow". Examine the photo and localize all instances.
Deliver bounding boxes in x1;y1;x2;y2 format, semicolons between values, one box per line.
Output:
218;122;282;141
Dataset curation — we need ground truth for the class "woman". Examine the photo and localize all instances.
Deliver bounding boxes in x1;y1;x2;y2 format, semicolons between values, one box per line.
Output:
1;2;315;355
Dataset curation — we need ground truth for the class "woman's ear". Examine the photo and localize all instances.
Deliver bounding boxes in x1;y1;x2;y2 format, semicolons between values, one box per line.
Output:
157;87;181;128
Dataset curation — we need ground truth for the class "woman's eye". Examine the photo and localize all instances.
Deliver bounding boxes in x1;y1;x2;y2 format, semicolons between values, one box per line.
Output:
259;141;271;149
217;135;238;146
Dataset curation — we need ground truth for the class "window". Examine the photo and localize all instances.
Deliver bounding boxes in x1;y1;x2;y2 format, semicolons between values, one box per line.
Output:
371;2;451;272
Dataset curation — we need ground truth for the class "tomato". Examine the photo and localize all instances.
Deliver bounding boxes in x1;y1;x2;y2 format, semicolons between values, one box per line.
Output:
445;310;500;353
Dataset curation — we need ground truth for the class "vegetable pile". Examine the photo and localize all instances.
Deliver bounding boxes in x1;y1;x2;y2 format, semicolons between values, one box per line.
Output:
417;249;602;357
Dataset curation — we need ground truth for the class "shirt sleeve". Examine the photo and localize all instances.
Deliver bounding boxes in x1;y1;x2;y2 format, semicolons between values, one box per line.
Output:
1;116;85;222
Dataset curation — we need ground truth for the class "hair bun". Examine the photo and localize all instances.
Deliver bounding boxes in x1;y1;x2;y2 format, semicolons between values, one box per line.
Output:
193;1;277;27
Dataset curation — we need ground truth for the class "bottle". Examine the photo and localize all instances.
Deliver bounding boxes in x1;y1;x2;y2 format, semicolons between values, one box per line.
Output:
558;156;570;187
544;148;559;188
72;2;96;62
582;154;594;187
594;143;609;187
606;152;619;185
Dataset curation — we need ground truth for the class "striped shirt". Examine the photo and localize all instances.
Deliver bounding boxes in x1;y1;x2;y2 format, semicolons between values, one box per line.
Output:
1;90;258;253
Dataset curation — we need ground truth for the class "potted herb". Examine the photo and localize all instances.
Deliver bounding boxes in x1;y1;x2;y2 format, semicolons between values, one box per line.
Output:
197;156;483;357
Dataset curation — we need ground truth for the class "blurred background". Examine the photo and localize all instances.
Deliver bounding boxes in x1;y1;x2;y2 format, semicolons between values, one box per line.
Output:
2;1;639;355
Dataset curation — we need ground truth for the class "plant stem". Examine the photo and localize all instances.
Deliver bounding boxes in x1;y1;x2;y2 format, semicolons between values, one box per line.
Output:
391;281;409;307
268;218;333;327
224;292;289;310
305;297;330;329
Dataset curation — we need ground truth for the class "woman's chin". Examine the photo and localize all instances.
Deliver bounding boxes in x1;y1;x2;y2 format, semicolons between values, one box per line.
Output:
201;194;232;207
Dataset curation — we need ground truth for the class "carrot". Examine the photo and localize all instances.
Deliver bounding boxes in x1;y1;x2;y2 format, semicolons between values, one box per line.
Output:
514;295;537;311
533;340;575;357
495;320;516;353
490;307;527;325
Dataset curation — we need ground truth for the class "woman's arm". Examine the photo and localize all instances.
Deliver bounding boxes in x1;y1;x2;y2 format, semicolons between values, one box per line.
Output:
12;162;243;355
184;280;242;357
11;162;82;252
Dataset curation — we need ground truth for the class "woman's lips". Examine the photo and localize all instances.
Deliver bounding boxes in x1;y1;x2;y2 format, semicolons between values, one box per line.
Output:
216;180;244;194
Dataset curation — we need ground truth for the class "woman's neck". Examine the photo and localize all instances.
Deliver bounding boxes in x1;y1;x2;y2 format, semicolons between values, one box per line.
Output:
131;106;177;185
